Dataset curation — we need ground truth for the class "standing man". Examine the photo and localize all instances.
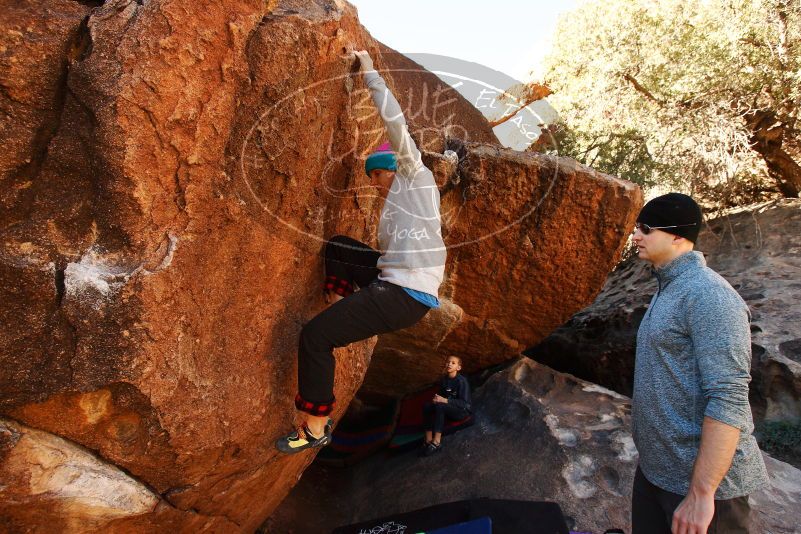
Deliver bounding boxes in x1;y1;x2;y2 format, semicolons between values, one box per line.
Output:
274;50;446;454
631;193;768;534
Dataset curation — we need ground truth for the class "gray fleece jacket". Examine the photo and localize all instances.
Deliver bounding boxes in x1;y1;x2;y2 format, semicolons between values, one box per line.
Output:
633;251;768;499
363;70;446;297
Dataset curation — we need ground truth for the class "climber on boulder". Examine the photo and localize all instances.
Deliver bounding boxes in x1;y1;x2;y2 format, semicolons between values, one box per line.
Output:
275;50;447;454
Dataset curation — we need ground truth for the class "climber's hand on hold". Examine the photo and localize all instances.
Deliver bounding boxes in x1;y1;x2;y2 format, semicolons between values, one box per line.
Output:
342;44;354;61
353;50;374;72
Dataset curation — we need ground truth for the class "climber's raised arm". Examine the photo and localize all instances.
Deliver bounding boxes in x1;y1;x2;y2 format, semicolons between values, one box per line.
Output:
354;50;424;179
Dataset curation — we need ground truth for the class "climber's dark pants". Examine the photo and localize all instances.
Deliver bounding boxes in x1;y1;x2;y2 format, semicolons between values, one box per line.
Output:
295;236;429;417
423;402;469;434
631;466;751;534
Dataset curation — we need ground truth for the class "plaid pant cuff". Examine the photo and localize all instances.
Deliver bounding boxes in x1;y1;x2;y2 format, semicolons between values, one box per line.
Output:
295;393;336;416
323;275;353;297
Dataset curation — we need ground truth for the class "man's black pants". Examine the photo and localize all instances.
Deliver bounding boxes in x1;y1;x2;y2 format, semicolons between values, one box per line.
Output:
295;235;429;417
423;402;469;434
632;466;752;534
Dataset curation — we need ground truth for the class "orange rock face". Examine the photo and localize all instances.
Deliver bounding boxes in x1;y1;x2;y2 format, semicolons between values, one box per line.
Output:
366;147;642;395
0;0;640;531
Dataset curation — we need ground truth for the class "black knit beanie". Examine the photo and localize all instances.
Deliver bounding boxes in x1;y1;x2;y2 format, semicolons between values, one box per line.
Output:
636;192;703;242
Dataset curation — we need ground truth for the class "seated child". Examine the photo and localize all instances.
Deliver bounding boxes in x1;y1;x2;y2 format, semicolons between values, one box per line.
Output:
420;355;471;456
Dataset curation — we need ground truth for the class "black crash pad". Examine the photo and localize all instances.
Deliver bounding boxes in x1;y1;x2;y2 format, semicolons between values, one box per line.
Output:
331;498;569;534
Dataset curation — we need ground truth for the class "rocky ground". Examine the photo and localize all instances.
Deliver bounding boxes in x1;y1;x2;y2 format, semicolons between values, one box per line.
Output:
267;358;801;533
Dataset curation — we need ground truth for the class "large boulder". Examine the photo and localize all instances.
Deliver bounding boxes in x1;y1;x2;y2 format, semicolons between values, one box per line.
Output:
268;359;801;533
366;148;641;395
1;0;378;530
0;0;639;531
527;199;801;425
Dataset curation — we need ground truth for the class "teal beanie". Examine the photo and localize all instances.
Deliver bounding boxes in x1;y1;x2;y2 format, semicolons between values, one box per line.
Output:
364;142;397;176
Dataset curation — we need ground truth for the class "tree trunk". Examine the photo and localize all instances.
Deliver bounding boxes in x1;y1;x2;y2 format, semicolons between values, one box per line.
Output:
746;109;801;198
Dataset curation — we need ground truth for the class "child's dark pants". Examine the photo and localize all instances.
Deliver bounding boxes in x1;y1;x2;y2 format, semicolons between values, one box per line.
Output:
295;235;430;417
423;402;469;434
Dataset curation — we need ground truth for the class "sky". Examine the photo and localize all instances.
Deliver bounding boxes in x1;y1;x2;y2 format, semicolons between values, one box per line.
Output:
349;0;578;83
349;0;579;149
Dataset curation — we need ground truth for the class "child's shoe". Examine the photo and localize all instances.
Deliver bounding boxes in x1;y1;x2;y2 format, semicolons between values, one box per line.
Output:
418;440;431;457
422;441;441;457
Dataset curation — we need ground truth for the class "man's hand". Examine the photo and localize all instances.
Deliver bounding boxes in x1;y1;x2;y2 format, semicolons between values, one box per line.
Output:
671;489;715;534
433;394;448;404
353;49;374;72
671;416;739;533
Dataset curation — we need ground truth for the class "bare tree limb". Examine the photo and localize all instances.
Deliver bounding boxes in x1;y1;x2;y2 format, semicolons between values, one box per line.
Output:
746;109;801;197
621;73;665;105
488;83;552;128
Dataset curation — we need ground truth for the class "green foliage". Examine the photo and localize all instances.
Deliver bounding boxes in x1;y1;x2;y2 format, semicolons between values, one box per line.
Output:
756;420;801;464
534;122;667;189
539;0;801;205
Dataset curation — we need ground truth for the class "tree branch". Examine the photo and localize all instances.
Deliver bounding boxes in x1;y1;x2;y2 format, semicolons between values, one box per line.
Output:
488;83;552;128
746;109;801;197
621;73;665;105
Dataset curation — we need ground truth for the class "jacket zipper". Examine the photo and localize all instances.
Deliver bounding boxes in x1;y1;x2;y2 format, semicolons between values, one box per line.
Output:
648;271;662;319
